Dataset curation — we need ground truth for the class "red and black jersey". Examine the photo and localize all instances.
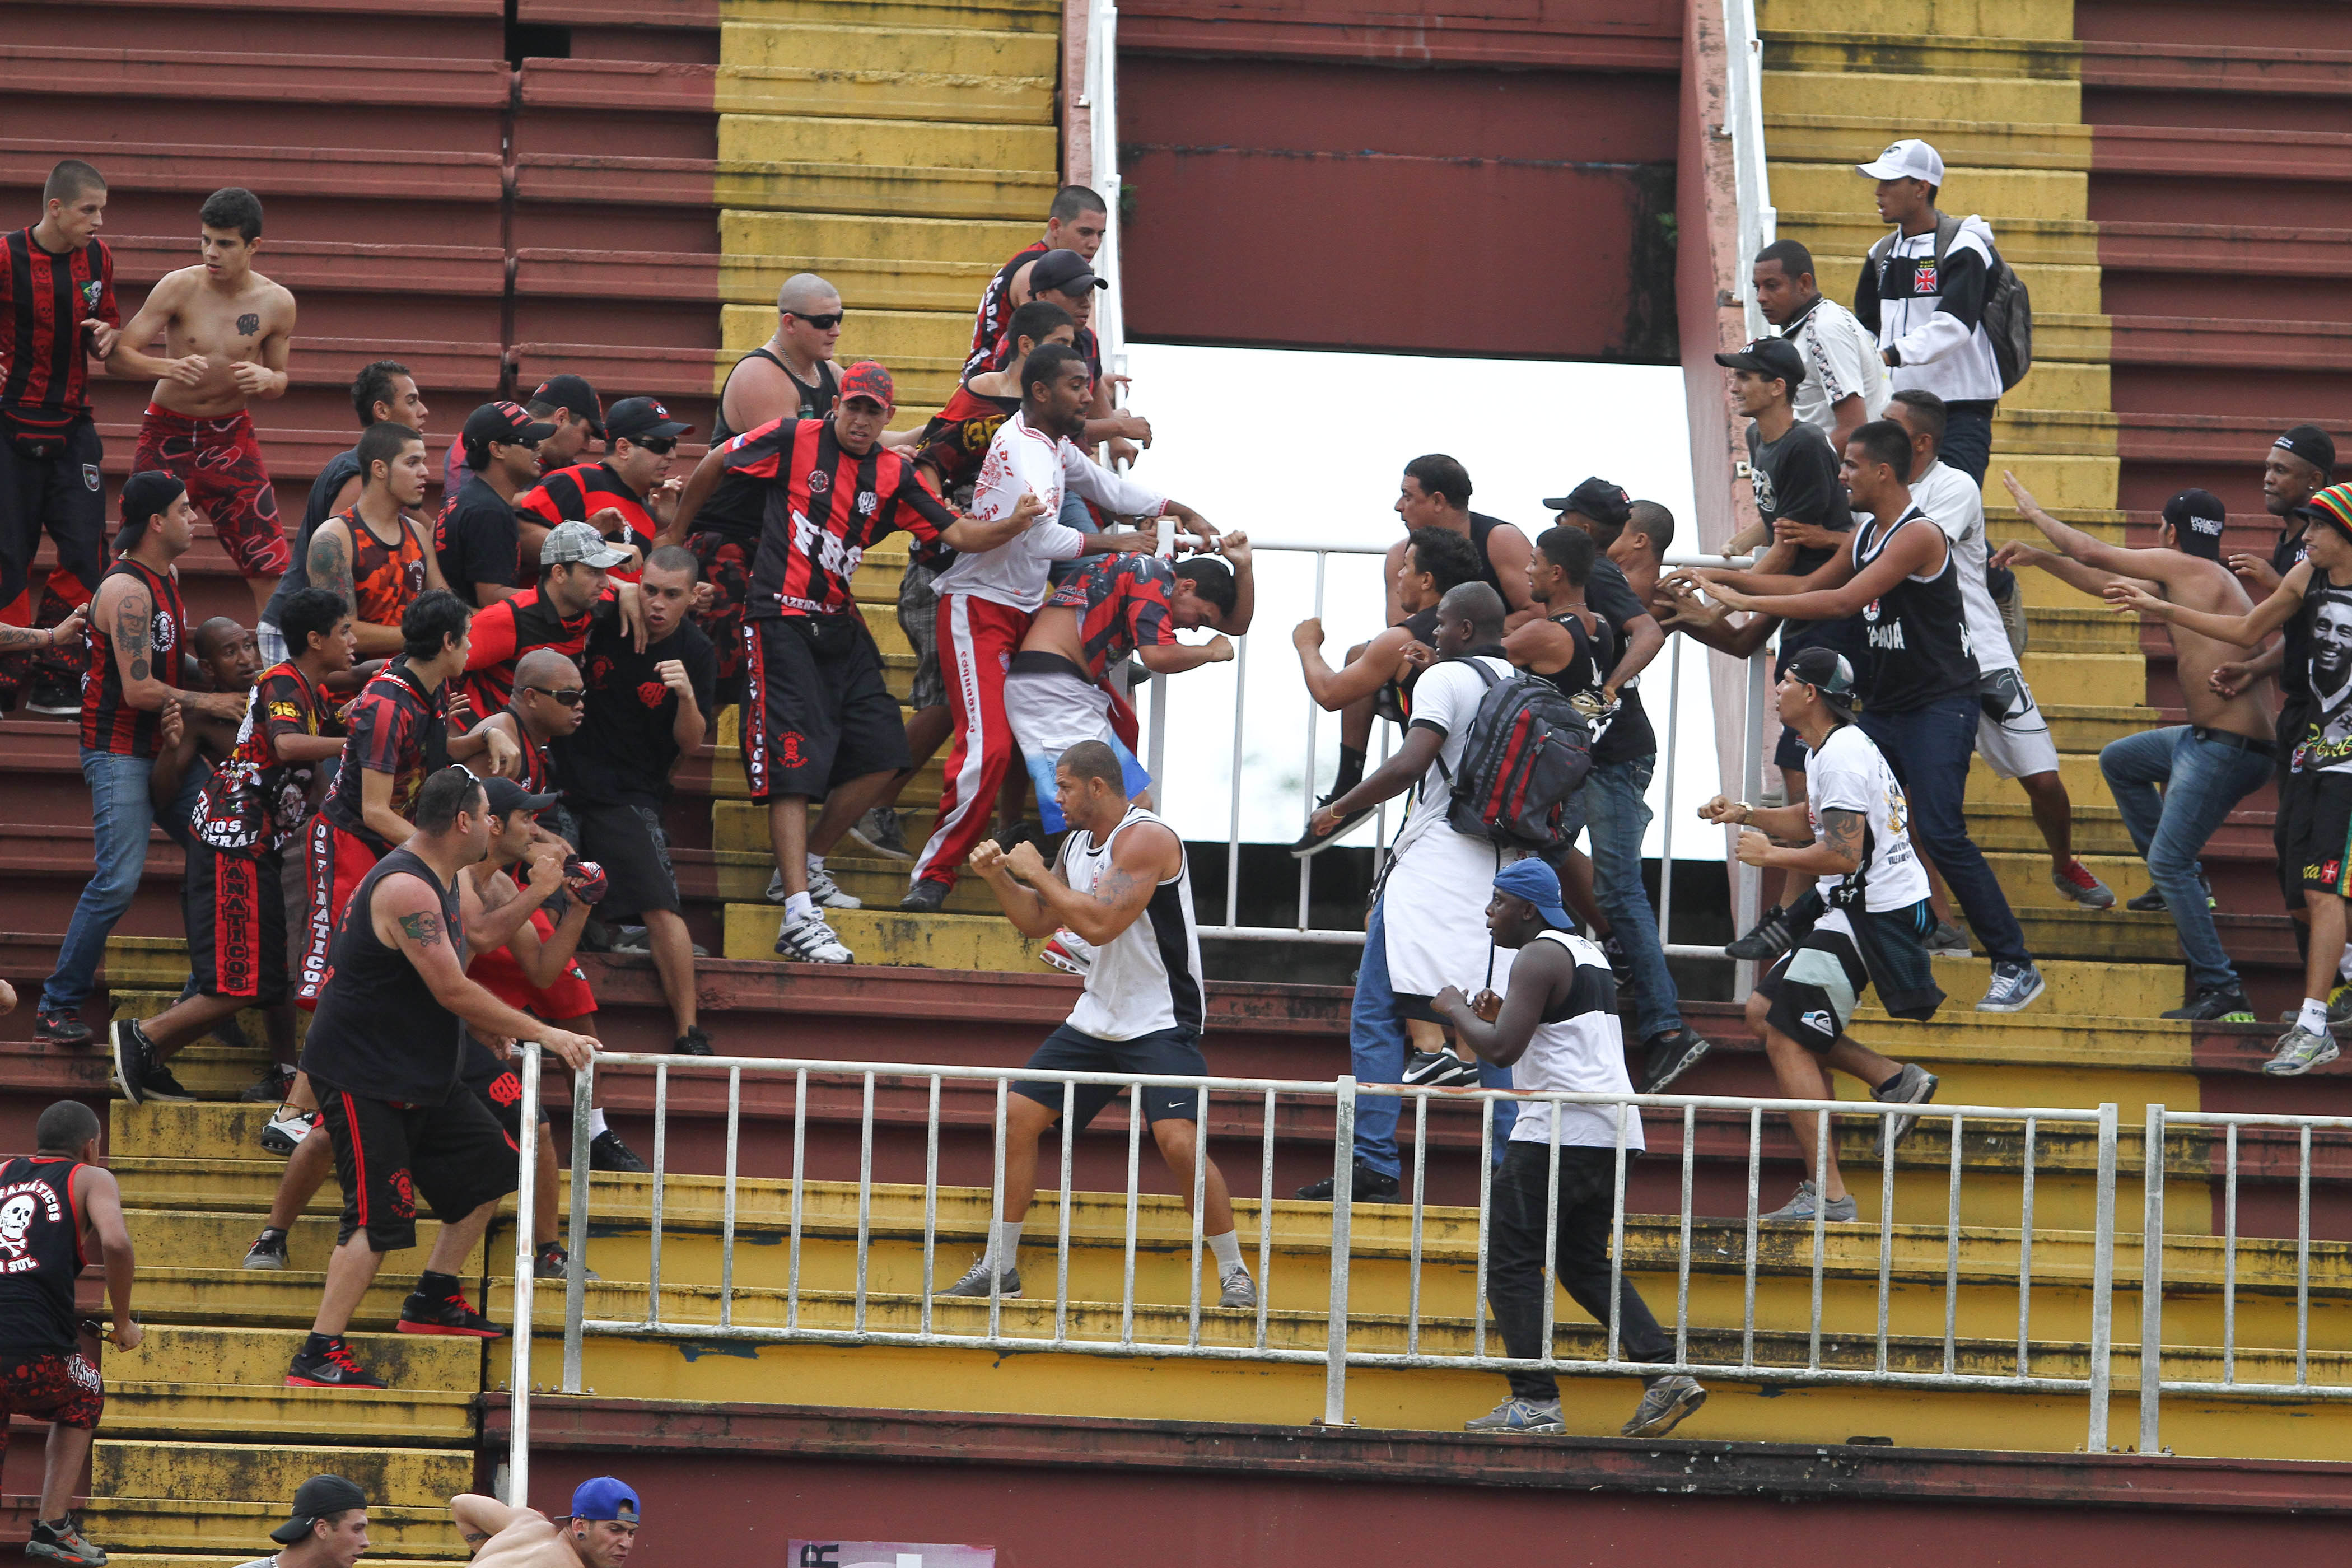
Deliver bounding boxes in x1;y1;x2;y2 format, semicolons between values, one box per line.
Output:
81;558;185;758
458;587;600;718
721;417;956;619
914;381;1023;496
1046;553;1178;683
500;706;554;795
0;1155;88;1356
516;461;655;568
1;228;116;434
964;239;1048;377
194;661;340;856
342;508;430;629
991;321;1101;390
323;660;450;856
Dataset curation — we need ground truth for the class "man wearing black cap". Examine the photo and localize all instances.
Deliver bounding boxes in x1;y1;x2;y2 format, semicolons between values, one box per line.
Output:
454;1475;638;1568
713;272;843;444
987;249;1150;465
517;398;690;568
1998;474;2274;1021
237;1474;369;1568
1701;647;1943;1222
440;403;553;608
2211;424;2335;749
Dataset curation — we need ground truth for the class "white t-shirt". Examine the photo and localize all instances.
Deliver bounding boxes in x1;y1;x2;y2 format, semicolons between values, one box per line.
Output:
1380;654;1523;998
1784;298;1889;442
1389;655;1515;864
1509;930;1645;1152
1805;723;1930;912
1905;459;2015;676
935;410;1169;612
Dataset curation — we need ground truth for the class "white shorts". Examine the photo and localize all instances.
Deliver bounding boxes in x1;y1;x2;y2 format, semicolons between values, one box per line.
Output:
1975;665;2060;780
1004;657;1150;832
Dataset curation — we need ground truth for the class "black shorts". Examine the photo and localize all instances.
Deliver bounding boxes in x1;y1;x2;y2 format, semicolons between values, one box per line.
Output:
0;417;106;606
740;614;910;803
315;1082;519;1250
2281;768;2352;897
185;843;287;1004
572;801;680;918
1011;1023;1211;1130
460;1035;549;1142
1756;900;1935;1053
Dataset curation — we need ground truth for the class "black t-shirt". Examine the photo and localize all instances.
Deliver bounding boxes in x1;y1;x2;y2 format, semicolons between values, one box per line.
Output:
555;615;718;807
436;473;524;608
1584;556;1656;763
1746;421;1851;534
2278;521;2314;710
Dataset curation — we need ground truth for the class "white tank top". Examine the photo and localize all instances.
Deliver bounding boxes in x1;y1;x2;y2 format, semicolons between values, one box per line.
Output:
1508;930;1645;1152
1061;806;1205;1041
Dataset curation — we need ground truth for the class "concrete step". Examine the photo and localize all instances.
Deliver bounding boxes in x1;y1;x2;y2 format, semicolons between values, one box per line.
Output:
1764;31;2082;83
1762;68;2079;129
1767;161;2087;225
718;23;1056;127
1756;0;2072;42
1775;207;2098;272
722;903;1046;968
94;1440;474;1509
83;1500;464;1559
725;0;1061;33
1766;111;2090;173
715;118;1056;222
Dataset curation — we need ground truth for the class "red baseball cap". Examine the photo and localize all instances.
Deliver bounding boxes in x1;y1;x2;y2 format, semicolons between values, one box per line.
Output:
839;361;895;411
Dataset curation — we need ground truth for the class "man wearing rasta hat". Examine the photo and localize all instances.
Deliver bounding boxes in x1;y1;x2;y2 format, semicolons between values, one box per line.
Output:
234;1474;370;1568
454;1476;638;1568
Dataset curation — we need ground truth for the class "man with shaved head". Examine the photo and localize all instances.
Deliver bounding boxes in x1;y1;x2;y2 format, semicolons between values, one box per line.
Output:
711;272;844;444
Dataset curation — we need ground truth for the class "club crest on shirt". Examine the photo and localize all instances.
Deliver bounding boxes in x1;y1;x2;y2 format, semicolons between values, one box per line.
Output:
151;612;179;654
82;464;100;492
82;281;102;309
1914;263;1938;294
808;469;830;494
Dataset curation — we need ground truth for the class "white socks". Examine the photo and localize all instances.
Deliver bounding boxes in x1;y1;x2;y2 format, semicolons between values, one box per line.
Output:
986;1219;1025;1271
806;852;826;875
2298;997;2330;1035
1208;1230;1244;1276
785;891;816;923
586;1108;609;1138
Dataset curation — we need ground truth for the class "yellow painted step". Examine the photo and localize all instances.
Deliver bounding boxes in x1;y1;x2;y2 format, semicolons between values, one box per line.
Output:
1963;752;2112;806
95;1441;474;1508
1764;32;2082;82
1757;0;2073;40
108;1322;477;1391
1776;208;2098;271
1977;452;2118;513
83;1501;464;1559
724;903;1045;968
1762;69;2079;127
1765;113;2090;172
725;0;1060;32
1768;162;2087;224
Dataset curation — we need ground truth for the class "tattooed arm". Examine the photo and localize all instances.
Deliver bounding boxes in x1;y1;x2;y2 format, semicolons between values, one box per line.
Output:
983;820;1180;946
309;518;402;656
371;872;596;1068
97;576;178;712
1734;805;1866;879
0;603;85;654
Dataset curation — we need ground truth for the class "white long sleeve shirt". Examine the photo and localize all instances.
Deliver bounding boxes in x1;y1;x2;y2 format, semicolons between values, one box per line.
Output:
933;411;1170;612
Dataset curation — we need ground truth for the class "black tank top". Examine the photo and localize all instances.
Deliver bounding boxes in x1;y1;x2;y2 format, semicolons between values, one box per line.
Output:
1466;513;1511;601
0;1156;85;1355
710;349;843;444
1531;608;1615;701
1375;606;1442;725
1851;506;1976;713
301;845;468;1104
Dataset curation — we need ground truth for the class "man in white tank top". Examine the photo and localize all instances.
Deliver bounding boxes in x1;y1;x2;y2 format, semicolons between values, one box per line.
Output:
943;740;1256;1309
1431;860;1704;1440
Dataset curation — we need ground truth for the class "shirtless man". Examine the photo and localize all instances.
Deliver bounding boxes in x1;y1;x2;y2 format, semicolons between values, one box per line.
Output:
1998;475;2278;1023
308;423;446;657
452;1477;638;1568
110;188;297;616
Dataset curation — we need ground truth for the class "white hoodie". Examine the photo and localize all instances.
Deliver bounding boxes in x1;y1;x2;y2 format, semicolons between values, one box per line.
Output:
1854;212;2006;405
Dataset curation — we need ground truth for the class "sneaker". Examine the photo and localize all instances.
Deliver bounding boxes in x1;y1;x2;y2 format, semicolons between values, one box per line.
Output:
109;1017;154;1105
1761;1181;1856;1222
1599;933;1635;989
934;1257;1021;1298
2162;985;2255;1024
609;927;710;958
260;1107;316;1157
1976;959;2046;1013
1636;1026;1710;1094
285;1334;388;1388
1724;905;1794;962
34;1010;91;1047
1287;798;1374;859
1217;1268;1258;1309
674;1026;715;1057
25;676;81;718
899;878;950;914
26;1515;106;1567
2050;861;2116;910
765;867;860;910
1040;928;1095;976
1295;1158;1401;1203
241;1227;290;1271
141;1061;195;1104
397;1284;504;1337
1464;1397;1564;1434
849;805;913;861
1869;1064;1939;1160
1402;1050;1480;1090
239;1066;296;1103
534;1240;600;1281
2330;982;2352;1026
2264;1024;2341;1077
1925;921;1973;959
589;1128;648;1173
1622;1374;1707;1438
2127;875;2215;914
774;911;854;964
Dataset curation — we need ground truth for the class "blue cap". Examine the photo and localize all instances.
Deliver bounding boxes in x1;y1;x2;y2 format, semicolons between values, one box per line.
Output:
570;1478;639;1525
1494;858;1572;929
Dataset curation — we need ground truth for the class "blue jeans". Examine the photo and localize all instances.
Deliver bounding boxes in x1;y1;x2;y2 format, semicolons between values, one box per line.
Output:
2100;726;2272;990
1858;696;2031;965
1350;896;1515;1179
40;749;200;1015
1584;754;1682;1042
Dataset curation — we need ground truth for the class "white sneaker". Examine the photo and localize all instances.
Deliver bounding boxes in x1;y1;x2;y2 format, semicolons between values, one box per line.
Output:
774;911;854;964
1040;928;1096;976
765;867;860;909
260;1106;315;1157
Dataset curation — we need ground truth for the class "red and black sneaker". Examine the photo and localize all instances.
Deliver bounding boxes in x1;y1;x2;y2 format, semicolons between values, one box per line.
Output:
285;1335;388;1389
398;1286;505;1338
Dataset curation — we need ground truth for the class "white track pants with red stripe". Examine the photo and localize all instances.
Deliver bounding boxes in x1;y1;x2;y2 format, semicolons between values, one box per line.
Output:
910;592;1034;890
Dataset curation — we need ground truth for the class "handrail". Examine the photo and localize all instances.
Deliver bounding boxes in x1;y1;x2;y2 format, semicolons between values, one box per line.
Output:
1721;0;1776;341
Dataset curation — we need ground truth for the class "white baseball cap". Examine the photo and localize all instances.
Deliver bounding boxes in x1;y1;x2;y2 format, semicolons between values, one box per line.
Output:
1856;138;1945;185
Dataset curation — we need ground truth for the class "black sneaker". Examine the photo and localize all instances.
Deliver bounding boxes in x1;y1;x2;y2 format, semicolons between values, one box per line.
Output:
2126;875;2215;914
674;1026;715;1057
899;878;950;913
240;1066;296;1103
534;1240;600;1281
1724;905;1794;962
285;1335;388;1388
25;675;81;718
26;1513;106;1566
1401;1050;1480;1089
109;1017;153;1105
141;1060;195;1104
242;1227;290;1271
1599;933;1635;989
1287;798;1374;859
35;1010;91;1047
1295;1158;1401;1203
2162;984;2256;1024
589;1128;649;1173
396;1285;504;1338
1637;1026;1711;1094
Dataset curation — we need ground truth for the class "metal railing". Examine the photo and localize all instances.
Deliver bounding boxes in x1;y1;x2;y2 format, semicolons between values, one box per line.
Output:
504;1047;2160;1478
1722;0;1776;342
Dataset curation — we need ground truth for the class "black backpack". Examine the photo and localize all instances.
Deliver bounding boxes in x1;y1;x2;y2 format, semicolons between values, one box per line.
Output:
1433;660;1593;853
1869;212;2033;391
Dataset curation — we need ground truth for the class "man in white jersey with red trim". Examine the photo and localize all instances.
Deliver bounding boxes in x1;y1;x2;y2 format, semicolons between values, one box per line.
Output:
946;739;1257;1310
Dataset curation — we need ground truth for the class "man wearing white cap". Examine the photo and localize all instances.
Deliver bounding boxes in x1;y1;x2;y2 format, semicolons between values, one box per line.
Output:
1851;138;2006;486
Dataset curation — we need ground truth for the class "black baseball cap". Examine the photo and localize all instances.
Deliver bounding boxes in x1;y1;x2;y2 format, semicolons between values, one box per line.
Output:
1541;477;1633;530
530;373;606;440
482;774;559;816
1714;335;1808;390
463;401;556;466
606;396;693;443
116;470;185;551
270;1474;368;1544
1785;645;1860;723
1029;248;1105;296
2162;488;2228;562
2275;423;2336;477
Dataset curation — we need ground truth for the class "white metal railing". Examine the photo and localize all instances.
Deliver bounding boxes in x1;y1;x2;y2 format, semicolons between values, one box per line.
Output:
503;1048;2183;1476
1722;0;1776;343
1085;0;1125;390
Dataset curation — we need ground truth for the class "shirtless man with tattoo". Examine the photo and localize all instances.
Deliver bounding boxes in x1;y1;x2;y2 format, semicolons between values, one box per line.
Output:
451;1476;638;1568
307;422;447;657
110;186;297;617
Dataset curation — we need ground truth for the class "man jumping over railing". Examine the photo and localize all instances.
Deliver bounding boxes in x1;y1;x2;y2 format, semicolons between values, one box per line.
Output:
454;1477;638;1568
949;739;1258;1310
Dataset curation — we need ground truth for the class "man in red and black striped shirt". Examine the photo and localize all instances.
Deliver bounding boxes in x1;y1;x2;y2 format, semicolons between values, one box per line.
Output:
0;160;119;713
963;185;1105;378
668;360;1039;963
514;397;690;571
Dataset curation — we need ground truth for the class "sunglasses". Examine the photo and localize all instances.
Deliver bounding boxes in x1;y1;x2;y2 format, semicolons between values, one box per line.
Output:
787;311;845;331
524;685;586;707
636;437;676;456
